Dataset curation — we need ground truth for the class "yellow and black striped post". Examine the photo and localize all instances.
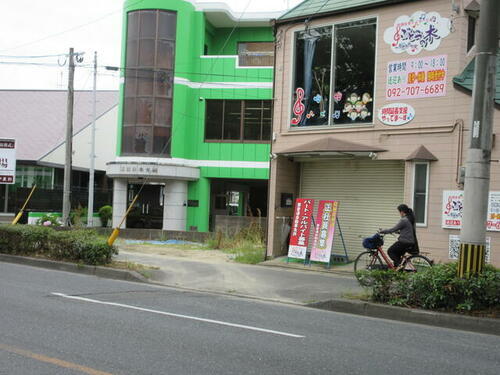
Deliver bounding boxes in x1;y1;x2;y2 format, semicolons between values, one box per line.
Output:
457;243;485;278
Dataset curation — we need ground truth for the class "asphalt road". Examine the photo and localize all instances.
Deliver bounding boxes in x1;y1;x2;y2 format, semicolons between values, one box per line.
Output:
0;262;499;375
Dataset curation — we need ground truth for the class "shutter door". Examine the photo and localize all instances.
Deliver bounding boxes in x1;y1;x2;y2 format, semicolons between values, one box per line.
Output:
300;159;405;259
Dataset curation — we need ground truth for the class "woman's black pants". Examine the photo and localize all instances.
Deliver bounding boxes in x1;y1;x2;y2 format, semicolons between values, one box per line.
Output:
387;241;412;267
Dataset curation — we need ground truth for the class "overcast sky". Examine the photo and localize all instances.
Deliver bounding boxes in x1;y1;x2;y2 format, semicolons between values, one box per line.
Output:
0;0;302;90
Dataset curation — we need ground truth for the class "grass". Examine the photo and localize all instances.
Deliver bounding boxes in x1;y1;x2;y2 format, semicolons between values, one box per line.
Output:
108;260;159;272
204;222;267;265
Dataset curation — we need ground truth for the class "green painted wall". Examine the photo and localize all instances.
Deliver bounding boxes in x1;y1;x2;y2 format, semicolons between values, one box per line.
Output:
120;0;273;232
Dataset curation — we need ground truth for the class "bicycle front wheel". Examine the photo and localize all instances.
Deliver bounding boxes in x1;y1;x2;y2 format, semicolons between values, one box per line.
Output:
354;251;385;286
403;255;433;272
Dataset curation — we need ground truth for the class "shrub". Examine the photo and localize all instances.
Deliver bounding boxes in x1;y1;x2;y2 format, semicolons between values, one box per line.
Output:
0;225;117;265
367;263;500;313
70;205;88;227
36;214;61;227
98;205;112;227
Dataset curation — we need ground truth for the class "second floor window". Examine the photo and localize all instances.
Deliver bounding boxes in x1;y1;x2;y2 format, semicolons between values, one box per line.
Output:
238;42;274;67
290;18;376;128
205;100;272;142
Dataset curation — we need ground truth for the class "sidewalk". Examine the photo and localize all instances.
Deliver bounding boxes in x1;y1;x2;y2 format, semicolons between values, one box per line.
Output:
114;243;362;305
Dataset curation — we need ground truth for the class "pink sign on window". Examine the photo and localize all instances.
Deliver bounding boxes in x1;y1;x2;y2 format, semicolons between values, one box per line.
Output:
386;55;447;100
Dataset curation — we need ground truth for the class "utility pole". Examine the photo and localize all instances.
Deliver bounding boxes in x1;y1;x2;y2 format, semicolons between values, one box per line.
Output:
87;51;97;227
62;48;75;226
459;0;499;278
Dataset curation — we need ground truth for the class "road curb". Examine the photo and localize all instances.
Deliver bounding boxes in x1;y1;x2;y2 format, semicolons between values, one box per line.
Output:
259;261;354;276
0;254;148;283
308;298;500;336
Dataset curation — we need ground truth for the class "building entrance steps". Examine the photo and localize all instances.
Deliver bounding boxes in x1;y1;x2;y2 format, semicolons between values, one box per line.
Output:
114;243;362;305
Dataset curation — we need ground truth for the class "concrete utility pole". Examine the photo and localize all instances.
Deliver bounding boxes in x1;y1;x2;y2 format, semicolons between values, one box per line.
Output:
459;0;499;277
87;51;97;227
62;48;75;226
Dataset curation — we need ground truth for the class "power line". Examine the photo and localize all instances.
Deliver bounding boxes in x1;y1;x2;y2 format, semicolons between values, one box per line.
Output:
0;53;69;59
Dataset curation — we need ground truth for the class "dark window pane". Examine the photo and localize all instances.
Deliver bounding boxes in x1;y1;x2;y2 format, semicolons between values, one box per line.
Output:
157;40;175;69
140;11;156;38
124;73;137;97
292;26;332;127
332;19;376;125
413;164;428;224
467;16;476;51
122;126;135;154
139;39;155;66
134;126;153;154
127;12;140;39
126;40;138;67
154;98;172;126
158;11;176;40
153;127;171;155
262;101;272;140
137;69;154;96
155;70;173;97
136;98;153;125
223;101;242;140
123;98;136;125
205;100;223;140
243;100;262;140
238;42;274;67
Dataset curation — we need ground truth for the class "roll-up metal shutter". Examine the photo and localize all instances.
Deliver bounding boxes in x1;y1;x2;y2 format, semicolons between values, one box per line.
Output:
300;159;405;259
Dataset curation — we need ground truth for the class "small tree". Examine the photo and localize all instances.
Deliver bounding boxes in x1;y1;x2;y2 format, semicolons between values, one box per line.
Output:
98;205;112;227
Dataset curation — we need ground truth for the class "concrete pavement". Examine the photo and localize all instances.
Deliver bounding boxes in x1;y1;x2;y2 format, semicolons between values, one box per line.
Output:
115;249;363;304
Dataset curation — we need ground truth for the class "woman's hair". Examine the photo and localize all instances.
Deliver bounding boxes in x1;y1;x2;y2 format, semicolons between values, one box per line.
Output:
397;204;416;226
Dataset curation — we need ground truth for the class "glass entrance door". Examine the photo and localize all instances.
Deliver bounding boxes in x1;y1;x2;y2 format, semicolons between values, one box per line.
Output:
126;184;164;229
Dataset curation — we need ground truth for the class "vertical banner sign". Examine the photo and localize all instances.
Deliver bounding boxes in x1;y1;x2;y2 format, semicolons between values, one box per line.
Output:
0;138;16;184
310;200;339;263
288;198;314;259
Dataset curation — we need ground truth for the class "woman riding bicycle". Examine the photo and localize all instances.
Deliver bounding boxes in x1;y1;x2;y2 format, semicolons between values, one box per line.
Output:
379;204;419;268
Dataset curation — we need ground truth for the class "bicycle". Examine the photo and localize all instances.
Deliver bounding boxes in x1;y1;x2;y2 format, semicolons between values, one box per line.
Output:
354;233;433;286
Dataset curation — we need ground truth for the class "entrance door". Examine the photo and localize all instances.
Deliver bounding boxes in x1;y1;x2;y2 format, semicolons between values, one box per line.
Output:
127;184;164;229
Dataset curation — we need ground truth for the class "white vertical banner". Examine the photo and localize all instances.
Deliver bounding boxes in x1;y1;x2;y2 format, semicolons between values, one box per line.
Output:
0;138;16;184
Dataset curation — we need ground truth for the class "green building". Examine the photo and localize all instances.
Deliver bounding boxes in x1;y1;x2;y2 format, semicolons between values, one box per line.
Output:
106;0;277;232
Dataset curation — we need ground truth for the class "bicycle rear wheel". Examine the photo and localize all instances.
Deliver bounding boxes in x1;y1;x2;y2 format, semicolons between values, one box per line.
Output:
402;255;433;272
354;251;386;286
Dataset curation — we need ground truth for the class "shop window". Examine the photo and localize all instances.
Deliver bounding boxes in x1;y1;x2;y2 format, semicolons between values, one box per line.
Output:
205;100;272;142
15;165;54;189
290;19;376;127
413;162;429;226
238;42;274;67
122;9;176;157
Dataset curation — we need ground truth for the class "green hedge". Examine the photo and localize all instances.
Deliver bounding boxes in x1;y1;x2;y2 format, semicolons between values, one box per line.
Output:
363;263;500;313
0;225;117;265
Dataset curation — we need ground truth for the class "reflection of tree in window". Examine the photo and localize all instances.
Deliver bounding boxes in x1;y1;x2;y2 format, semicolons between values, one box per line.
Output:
122;9;176;156
292;26;332;126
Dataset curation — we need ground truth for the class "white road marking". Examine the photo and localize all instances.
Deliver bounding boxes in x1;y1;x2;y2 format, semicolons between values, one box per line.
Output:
52;293;304;338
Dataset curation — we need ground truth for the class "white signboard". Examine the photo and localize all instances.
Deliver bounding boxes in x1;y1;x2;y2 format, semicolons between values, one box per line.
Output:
449;235;490;263
384;11;451;55
378;103;415;125
442;190;464;229
0;138;16;184
442;190;500;231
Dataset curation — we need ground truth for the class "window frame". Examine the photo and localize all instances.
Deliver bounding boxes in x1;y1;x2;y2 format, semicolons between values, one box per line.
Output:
287;16;378;131
122;9;177;157
412;161;430;227
237;41;275;68
204;99;272;143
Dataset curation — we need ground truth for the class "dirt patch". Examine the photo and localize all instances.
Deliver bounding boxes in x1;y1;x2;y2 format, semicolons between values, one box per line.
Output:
115;241;234;264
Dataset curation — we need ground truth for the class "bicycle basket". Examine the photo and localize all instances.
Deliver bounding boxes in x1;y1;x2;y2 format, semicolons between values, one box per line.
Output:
362;233;384;249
